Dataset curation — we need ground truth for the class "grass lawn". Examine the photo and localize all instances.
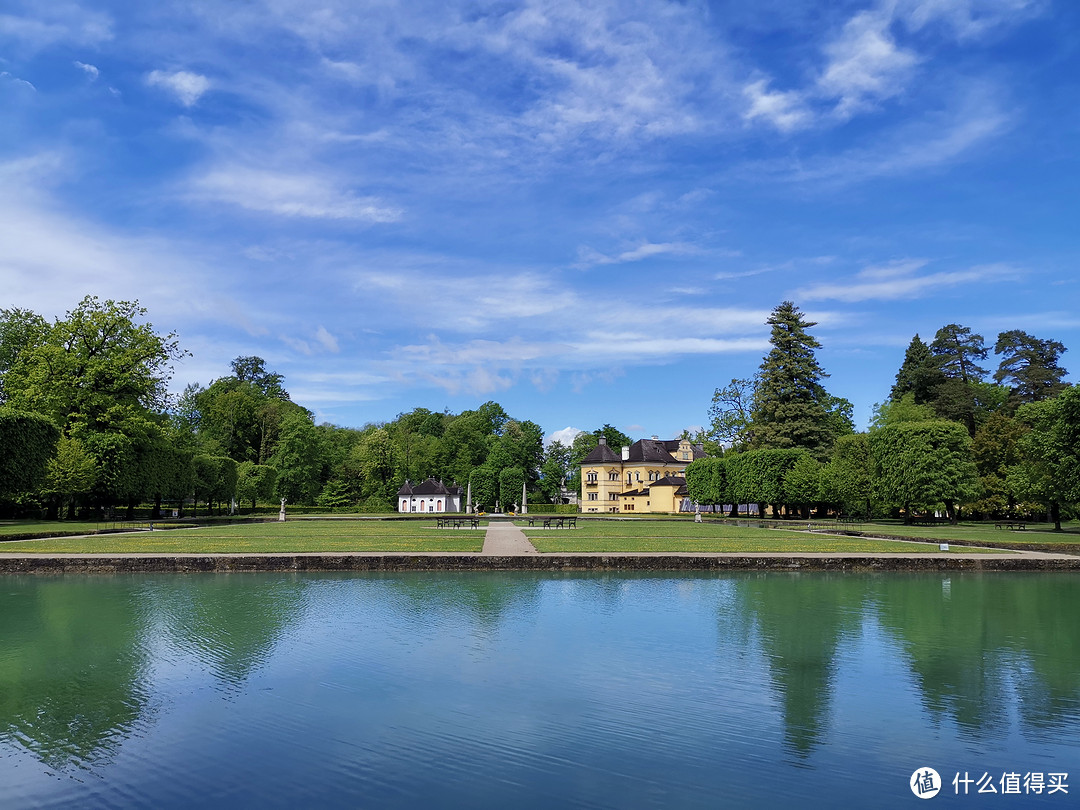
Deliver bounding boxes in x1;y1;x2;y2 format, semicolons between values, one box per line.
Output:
519;520;1004;554
0;520;485;554
853;520;1080;546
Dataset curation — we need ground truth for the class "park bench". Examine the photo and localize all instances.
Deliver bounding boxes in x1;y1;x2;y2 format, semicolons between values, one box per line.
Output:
995;522;1026;531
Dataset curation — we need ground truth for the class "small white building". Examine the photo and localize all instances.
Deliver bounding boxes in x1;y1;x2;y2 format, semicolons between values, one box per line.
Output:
397;478;464;513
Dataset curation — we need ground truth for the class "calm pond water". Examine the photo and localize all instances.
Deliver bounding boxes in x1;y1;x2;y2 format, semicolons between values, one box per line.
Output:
1;572;1078;808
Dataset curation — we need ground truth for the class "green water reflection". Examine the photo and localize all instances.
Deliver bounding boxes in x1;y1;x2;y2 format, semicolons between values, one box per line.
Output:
0;571;1077;797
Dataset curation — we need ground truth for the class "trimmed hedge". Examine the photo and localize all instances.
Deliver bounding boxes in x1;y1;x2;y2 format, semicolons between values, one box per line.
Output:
0;408;60;496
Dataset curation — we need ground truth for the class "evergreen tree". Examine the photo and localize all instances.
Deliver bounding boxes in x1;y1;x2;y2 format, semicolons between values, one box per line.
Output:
930;324;988;384
993;330;1068;408
890;334;944;404
750;301;836;459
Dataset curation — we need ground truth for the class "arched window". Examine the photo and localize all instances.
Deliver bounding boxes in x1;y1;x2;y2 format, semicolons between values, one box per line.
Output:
437;500;443;512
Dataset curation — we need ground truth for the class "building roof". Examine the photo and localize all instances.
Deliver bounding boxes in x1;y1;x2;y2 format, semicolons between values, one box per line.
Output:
581;439;622;465
652;476;687;487
397;478;462;497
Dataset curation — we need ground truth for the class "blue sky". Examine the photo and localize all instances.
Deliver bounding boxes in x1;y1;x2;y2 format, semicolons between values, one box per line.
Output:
2;0;1078;445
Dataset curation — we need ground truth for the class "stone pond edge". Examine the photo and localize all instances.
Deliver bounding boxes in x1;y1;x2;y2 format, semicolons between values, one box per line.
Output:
1;553;1079;574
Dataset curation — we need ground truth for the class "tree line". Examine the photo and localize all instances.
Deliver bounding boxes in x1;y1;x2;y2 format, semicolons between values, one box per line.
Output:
693;302;1079;527
2;296;1077;524
0;298;610;518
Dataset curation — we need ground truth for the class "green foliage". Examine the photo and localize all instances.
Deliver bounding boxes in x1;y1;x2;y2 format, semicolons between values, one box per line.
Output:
236;462;278;509
270;412;328;504
44;435;97;510
870;420;980;520
1010;388;1080;529
0;408;60;496
891;334;944;404
684;457;728;505
192;455;239;508
727;448;806;513
469;466;497;511
971;412;1025;516
359;495;395;513
993;330;1069;408
498;466;526;510
4;296;186;430
931;323;989;384
821;433;873;517
870;393;937;429
751;302;838;459
0;307;49;403
523;503;579;514
783;454;822;507
538;440;571;503
316;479;354;509
707;377;755;451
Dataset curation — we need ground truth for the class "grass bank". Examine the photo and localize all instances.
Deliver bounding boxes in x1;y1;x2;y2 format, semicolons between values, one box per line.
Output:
0;520;485;554
519;520;1004;554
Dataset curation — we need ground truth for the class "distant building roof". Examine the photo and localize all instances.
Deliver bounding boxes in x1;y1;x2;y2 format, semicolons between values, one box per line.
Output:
398;478;462;497
581;439;622;465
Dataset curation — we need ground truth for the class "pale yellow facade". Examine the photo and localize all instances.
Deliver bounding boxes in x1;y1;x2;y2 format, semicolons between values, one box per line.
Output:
580;438;700;514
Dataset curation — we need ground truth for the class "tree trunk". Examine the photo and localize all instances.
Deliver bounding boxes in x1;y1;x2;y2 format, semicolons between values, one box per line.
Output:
153;495;162;520
46;495;60;520
126;498;135;520
945;500;957;524
177;498;185;519
729;503;738;518
1051;501;1062;532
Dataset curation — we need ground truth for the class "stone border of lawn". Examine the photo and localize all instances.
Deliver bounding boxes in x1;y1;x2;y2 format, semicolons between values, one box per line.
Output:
1;552;1079;574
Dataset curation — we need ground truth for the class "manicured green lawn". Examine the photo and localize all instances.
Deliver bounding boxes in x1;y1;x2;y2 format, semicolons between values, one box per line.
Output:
519;520;1004;554
852;520;1080;545
0;520;485;553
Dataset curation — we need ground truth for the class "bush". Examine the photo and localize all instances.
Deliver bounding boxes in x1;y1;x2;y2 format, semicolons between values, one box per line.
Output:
526;503;579;514
360;495;395;513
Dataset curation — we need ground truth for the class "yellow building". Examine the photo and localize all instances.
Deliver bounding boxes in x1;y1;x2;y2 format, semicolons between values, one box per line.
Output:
580;437;705;514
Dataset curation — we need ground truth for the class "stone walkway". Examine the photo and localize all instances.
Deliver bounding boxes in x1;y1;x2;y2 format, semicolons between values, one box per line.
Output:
481;521;537;554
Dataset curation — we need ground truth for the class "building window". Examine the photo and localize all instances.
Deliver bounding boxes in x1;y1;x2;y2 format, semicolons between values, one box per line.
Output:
608;471;619;481
587;471;598;483
588;493;597;501
609;493;618;500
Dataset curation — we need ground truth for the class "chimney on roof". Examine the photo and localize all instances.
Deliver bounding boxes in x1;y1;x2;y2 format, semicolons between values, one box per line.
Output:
621;446;630;461
652;435;659;440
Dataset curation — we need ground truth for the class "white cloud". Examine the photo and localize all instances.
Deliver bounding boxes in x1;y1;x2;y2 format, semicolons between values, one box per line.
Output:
897;0;1043;39
743;79;811;131
795;261;1019;302
190;166;402;223
73;61;98;80
315;326;339;353
576;241;697;268
742;88;1009;185
547;427;584;447
1;71;36;92
0;6;112;51
146;69;211;107
817;11;920;118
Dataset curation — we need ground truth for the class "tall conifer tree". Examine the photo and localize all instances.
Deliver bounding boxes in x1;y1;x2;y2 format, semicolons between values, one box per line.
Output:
750;301;837;459
993;330;1068;408
891;334;944;404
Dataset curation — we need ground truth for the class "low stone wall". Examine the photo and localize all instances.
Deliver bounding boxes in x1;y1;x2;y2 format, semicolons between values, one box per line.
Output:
2;553;1079;574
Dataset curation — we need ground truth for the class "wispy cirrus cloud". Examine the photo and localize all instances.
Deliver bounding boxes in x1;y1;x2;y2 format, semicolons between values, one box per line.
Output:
575;241;698;268
795;259;1020;302
189;166;403;223
740;0;1039;132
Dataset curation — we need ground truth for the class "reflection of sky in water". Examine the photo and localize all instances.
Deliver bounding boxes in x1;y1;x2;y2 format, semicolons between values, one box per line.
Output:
0;572;1077;808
